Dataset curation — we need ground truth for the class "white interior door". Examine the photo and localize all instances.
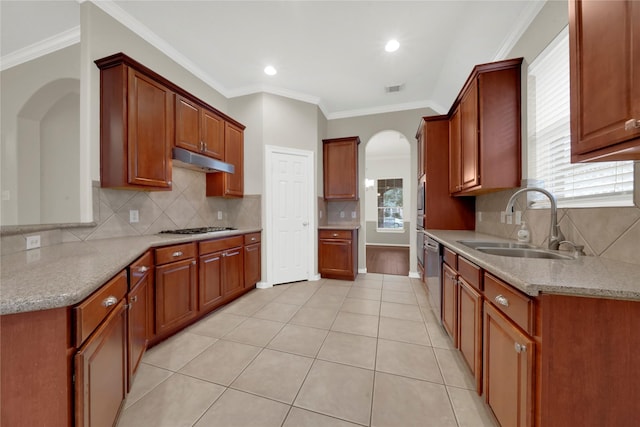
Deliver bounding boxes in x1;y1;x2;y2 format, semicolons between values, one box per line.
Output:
266;147;314;285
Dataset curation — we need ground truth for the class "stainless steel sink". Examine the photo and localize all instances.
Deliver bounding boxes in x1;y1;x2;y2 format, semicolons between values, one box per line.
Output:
457;240;535;249
475;247;574;260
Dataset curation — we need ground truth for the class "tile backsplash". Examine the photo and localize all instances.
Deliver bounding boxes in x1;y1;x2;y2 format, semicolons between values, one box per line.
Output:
0;167;261;254
476;171;640;267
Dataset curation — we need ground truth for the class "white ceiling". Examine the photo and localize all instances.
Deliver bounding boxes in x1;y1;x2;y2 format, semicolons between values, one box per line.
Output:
0;0;545;119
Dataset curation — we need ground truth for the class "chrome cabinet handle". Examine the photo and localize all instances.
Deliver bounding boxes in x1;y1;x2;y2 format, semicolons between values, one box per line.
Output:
172;251;183;257
495;295;509;307
515;342;527;353
251;237;256;241
332;233;338;237
102;296;118;308
227;251;240;257
624;119;640;130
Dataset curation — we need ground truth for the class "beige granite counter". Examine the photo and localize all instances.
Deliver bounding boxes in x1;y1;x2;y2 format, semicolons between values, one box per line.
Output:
318;224;360;230
0;228;261;315
426;230;640;300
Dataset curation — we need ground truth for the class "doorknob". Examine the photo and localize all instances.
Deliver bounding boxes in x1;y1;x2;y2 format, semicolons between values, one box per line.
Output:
302;221;309;226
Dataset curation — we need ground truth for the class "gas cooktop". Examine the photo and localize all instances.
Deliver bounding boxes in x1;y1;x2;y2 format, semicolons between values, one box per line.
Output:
159;226;237;235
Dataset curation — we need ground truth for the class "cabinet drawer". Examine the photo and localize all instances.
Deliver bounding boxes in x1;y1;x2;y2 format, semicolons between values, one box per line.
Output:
458;257;482;291
156;243;196;265
443;247;457;269
244;232;261;245
74;270;128;346
129;251;153;288
319;229;352;240
484;273;533;335
199;236;244;255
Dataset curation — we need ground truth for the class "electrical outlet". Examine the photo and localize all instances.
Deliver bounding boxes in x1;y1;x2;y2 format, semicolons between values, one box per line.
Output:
506;214;513;225
500;211;506;223
319;210;323;219
515;210;522;225
218;211;223;220
26;235;41;250
129;209;139;223
340;211;345;218
477;211;483;222
351;211;356;219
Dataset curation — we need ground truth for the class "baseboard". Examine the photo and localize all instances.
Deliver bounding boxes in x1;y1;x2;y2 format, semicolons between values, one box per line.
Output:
408;271;421;279
309;273;321;281
358;268;368;274
256;281;271;289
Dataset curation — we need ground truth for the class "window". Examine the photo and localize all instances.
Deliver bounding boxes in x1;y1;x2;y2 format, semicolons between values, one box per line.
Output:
527;27;633;208
377;178;404;229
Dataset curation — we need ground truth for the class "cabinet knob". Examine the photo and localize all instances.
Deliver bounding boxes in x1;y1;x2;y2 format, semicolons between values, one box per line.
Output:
251;237;256;241
138;266;148;273
172;251;183;257
514;342;527;353
494;294;509;307
130;296;138;303
332;233;338;237
624;119;640;130
102;296;118;308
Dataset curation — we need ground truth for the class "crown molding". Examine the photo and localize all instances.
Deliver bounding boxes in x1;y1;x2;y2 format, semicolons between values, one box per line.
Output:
0;26;80;71
492;0;546;61
327;99;444;120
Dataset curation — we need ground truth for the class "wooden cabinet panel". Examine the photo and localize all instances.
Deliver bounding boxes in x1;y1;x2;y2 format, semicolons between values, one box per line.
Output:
442;262;458;343
484;273;533;335
449;108;462;194
75;299;127;427
96;55;174;190
175;95;201;153
128;267;152;386
458;257;481;291
201;108;225;159
569;0;640;161
155;258;198;336
460;82;480;190
155;242;196;265
222;247;244;297
318;229;358;280
458;278;482;394
483;302;534;427
244;243;261;288
323;137;360;200
206;121;244;197
199;251;224;312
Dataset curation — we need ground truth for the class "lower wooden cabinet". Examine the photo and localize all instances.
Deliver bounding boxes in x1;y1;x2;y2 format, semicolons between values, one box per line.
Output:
318;229;358;280
222;246;244;297
244;234;261;288
441;262;458;343
155;243;198;338
458;277;483;394
74;298;128;427
127;253;153;386
483;301;534;427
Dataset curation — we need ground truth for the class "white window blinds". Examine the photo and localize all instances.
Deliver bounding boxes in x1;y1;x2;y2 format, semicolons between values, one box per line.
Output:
527;27;634;208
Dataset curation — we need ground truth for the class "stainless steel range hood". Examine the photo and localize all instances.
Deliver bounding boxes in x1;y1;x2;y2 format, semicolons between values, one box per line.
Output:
171;147;235;174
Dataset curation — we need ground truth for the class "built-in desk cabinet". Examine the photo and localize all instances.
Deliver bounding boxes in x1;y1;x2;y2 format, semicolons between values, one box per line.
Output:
318;229;358;280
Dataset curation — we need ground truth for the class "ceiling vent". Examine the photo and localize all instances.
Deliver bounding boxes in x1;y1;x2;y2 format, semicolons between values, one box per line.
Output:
385;84;404;93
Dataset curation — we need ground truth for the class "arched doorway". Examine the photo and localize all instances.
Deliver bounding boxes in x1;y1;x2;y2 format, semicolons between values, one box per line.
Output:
364;130;411;275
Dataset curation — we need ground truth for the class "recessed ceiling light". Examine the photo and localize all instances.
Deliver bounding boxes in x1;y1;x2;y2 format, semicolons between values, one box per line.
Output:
385;39;400;53
264;65;277;76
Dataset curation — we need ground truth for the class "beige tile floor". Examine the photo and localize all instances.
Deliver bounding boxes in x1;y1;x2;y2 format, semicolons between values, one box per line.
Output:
117;274;499;427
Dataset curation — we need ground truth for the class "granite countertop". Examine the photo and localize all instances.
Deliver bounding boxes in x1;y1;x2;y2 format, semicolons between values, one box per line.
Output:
318;224;360;230
0;228;261;315
426;230;640;301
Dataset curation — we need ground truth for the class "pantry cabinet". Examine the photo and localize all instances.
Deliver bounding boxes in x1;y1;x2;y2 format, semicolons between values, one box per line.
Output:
569;0;640;161
323;137;360;200
154;243;198;338
448;58;522;196
96;55;174;190
206;121;245;198
176;95;225;159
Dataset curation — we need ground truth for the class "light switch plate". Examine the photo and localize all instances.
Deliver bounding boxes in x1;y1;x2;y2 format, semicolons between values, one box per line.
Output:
218;211;223;220
515;210;522;225
340;211;345;218
351;211;356;219
129;210;139;223
500;211;506;223
26;235;41;250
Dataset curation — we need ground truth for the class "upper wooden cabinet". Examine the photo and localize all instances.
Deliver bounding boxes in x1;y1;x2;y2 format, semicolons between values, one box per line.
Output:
206;121;244;198
323;136;360;200
96;56;174;190
569;0;640;161
176;95;225;160
448;58;523;196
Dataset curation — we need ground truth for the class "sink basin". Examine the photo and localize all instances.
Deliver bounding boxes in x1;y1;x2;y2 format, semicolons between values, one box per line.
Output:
458;240;535;249
475;247;574;260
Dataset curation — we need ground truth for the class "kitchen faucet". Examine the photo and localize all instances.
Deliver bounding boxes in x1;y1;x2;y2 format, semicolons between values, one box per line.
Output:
505;187;565;250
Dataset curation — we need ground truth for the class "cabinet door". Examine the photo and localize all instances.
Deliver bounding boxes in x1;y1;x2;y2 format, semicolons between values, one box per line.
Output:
201;108;225;159
570;0;640;161
244;243;261;288
323;138;359;200
417;125;425;179
127;68;173;188
319;239;352;278
128;274;151;387
199;251;224;313
75;299;127;427
175;95;201;153
225;122;244;197
442;263;458;344
223;247;245;297
484;302;534;427
449;108;462;193
155;258;198;336
458;278;482;394
460;82;480;190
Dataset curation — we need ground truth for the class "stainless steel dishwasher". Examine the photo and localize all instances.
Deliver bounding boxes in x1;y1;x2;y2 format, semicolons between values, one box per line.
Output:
424;237;442;322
